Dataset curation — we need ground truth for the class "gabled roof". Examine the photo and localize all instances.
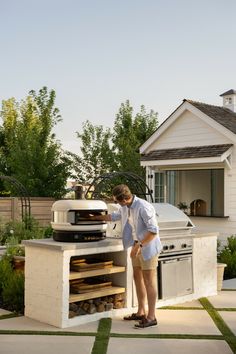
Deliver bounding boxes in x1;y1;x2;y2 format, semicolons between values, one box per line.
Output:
141;144;233;161
140;97;236;154
220;89;236;96
185;100;236;134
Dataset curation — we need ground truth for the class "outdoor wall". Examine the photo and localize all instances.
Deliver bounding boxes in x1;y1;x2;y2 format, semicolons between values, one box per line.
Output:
179;170;211;214
147;110;230;152
0;197;55;226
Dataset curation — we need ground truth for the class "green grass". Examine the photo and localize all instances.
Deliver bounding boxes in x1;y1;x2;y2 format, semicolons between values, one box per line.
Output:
91;317;112;354
0;313;21;320
199;297;236;353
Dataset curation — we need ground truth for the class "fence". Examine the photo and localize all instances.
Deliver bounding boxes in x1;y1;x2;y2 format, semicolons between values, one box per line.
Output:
0;197;55;226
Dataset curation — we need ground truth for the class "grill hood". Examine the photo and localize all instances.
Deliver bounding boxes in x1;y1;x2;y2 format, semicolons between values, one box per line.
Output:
152;203;195;237
106;202;195;238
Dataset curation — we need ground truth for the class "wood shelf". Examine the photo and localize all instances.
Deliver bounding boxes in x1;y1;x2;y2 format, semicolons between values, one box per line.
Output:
69;265;125;280
69;286;125;303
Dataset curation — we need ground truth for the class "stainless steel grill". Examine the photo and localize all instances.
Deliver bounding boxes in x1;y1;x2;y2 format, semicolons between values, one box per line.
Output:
152;203;195;300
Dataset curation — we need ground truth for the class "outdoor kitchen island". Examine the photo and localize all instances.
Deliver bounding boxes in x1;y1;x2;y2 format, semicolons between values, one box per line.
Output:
23;231;217;328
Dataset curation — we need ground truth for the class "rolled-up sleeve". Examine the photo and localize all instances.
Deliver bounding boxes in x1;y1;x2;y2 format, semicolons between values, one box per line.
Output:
110;210;122;222
140;206;158;234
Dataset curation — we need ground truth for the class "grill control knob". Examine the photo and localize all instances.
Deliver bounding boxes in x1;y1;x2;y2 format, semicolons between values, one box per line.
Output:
181;243;187;248
169;245;175;250
163;245;169;251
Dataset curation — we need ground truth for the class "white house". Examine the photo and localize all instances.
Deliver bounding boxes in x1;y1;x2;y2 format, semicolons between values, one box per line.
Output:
140;89;236;241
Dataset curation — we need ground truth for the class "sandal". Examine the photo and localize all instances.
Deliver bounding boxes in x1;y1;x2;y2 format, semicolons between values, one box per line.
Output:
123;313;146;321
134;317;158;329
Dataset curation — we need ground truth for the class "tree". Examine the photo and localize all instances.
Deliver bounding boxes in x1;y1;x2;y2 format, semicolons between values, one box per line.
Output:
0;87;72;198
112;100;158;177
72;120;114;184
73;100;158;182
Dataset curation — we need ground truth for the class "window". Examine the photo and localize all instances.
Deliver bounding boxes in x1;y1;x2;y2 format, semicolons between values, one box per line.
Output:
177;169;224;216
166;171;177;205
154;172;165;202
225;97;232;105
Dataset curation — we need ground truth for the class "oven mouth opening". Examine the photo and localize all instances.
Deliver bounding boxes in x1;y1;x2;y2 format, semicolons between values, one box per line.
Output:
68;209;107;225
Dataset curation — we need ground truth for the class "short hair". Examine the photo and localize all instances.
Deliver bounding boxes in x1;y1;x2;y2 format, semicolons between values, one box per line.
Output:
112;184;132;202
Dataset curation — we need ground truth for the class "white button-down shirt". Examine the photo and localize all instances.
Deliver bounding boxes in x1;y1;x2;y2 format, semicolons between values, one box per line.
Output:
111;195;162;260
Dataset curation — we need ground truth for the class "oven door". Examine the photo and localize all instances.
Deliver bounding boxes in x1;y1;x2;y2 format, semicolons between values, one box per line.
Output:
158;253;193;300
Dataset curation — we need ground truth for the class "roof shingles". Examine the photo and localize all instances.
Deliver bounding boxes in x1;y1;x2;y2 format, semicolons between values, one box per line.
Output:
185;99;236;134
141;144;233;161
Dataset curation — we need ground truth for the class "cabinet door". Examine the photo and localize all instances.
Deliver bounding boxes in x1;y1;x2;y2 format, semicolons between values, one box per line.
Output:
176;257;193;296
160;259;178;299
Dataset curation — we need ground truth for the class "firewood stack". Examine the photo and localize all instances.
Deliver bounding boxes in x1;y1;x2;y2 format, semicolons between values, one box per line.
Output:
69;293;125;318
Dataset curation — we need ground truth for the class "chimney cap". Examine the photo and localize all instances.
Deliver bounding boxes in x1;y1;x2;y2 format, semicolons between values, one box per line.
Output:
220;89;236;97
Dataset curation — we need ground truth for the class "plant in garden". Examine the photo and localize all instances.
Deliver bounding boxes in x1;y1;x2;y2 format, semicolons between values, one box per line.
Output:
4;236;25;260
0;257;13;293
2;270;24;313
0;217;51;245
0;255;24;314
217;235;236;279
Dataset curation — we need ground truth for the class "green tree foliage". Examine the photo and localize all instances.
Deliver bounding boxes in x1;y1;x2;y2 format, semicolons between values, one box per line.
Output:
0;87;72;198
72;120;114;183
112;100;158;177
74;101;158;183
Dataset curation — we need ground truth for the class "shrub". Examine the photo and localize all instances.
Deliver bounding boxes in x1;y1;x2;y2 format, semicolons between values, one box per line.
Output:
0;256;24;314
0;217;51;245
2;270;24;313
218;235;236;279
4;236;25;261
0;257;13;293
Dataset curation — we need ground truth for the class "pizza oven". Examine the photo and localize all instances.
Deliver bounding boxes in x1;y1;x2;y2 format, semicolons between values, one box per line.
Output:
51;199;108;242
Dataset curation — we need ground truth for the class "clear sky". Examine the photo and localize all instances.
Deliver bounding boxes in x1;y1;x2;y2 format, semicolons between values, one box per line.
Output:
1;0;236;154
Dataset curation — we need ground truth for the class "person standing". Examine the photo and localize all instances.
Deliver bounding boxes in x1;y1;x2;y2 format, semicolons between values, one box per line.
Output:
89;184;162;328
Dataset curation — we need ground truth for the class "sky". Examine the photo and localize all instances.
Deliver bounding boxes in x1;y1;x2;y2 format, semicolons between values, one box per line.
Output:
1;0;236;154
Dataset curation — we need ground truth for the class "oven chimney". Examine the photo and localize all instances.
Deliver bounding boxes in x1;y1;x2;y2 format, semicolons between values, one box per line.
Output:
220;89;236;112
74;185;85;199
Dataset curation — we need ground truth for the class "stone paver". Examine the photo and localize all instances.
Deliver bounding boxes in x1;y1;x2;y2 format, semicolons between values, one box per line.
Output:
222;279;236;290
107;338;233;354
112;310;220;335
208;291;236;308
172;299;203;308
0;285;236;354
0;308;12;316
0;316;98;333
219;312;236;336
0;335;94;354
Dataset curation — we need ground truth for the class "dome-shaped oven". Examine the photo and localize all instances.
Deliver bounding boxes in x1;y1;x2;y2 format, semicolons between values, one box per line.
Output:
51;199;108;242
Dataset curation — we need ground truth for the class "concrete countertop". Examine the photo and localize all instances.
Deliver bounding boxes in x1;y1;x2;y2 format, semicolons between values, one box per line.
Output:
22;237;123;251
22;231;217;251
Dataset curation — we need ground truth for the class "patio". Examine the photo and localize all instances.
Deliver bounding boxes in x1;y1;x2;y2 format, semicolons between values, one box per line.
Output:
0;280;235;354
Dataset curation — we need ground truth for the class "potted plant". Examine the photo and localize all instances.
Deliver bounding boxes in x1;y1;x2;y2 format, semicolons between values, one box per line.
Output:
177;202;189;214
4;236;25;272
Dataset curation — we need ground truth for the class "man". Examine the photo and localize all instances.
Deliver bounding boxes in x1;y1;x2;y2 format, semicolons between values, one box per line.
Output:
89;184;162;328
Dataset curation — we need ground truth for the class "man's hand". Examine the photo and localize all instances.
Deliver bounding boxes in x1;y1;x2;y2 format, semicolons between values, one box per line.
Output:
130;242;141;258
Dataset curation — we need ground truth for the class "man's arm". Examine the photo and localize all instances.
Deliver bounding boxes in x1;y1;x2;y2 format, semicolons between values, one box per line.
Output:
88;214;112;222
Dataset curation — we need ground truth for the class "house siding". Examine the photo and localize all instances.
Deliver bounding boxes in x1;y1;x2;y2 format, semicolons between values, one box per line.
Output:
143;109;236;241
147;111;231;153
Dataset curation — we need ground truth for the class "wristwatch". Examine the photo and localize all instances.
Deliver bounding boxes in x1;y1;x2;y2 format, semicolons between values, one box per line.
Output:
133;240;143;247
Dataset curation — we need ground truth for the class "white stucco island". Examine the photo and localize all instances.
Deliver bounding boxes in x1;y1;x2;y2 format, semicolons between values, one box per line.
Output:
23;231;217;328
